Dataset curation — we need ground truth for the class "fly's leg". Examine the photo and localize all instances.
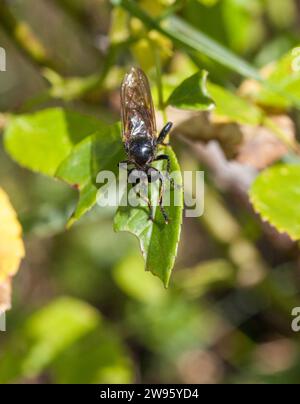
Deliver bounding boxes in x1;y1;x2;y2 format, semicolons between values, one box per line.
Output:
154;154;171;172
147;167;169;224
158;176;169;224
129;169;154;221
153;154;178;190
157;122;173;146
136;181;154;222
136;190;154;222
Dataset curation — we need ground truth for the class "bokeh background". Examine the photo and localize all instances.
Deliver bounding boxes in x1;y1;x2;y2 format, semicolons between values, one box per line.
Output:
1;0;300;384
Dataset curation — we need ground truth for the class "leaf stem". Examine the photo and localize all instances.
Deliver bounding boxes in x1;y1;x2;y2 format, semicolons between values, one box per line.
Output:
0;0;53;69
153;42;168;125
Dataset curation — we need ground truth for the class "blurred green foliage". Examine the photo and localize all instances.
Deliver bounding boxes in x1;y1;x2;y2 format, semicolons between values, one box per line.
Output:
1;0;300;385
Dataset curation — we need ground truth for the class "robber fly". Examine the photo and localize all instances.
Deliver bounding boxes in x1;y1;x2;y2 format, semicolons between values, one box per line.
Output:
119;67;173;223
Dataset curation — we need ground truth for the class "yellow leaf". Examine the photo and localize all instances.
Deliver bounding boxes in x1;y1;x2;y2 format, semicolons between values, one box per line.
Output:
0;188;25;312
131;32;173;72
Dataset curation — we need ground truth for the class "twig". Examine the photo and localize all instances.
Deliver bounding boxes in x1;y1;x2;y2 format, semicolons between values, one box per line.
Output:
153;43;168;125
0;0;53;69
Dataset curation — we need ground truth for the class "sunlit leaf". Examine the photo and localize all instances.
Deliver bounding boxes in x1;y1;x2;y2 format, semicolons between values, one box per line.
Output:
43;69;102;102
4;108;101;176
114;147;183;287
56;123;124;226
0;297;99;382
222;0;264;54
113;253;166;302
51;328;134;384
240;48;300;110
207;82;263;125
131;32;173;72
249;164;300;240
166;71;215;111
109;6;130;44
4;108;125;227
164;73;296;162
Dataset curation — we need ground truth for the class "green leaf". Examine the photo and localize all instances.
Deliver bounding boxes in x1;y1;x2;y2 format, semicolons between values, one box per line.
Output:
222;0;264;54
4;108;101;176
0;297;100;382
68;184;99;227
207;82;264;125
166;71;215;111
56;123;125;226
126;295;221;357
113;253;166;303
114;147;183;287
51;328;134;384
4;108;125;226
43;68;103;102
206;83;297;151
254;49;300;109
249;164;300;240
56;136;95;188
109;6;130;44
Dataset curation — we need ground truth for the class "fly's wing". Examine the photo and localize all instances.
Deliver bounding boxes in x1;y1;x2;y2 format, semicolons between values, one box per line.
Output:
120;67;156;141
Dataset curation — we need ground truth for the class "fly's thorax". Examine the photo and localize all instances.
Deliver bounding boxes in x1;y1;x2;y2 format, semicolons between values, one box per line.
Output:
128;136;156;166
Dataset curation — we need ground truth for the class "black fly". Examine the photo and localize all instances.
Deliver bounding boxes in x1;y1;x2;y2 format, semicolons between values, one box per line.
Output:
119;67;173;223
